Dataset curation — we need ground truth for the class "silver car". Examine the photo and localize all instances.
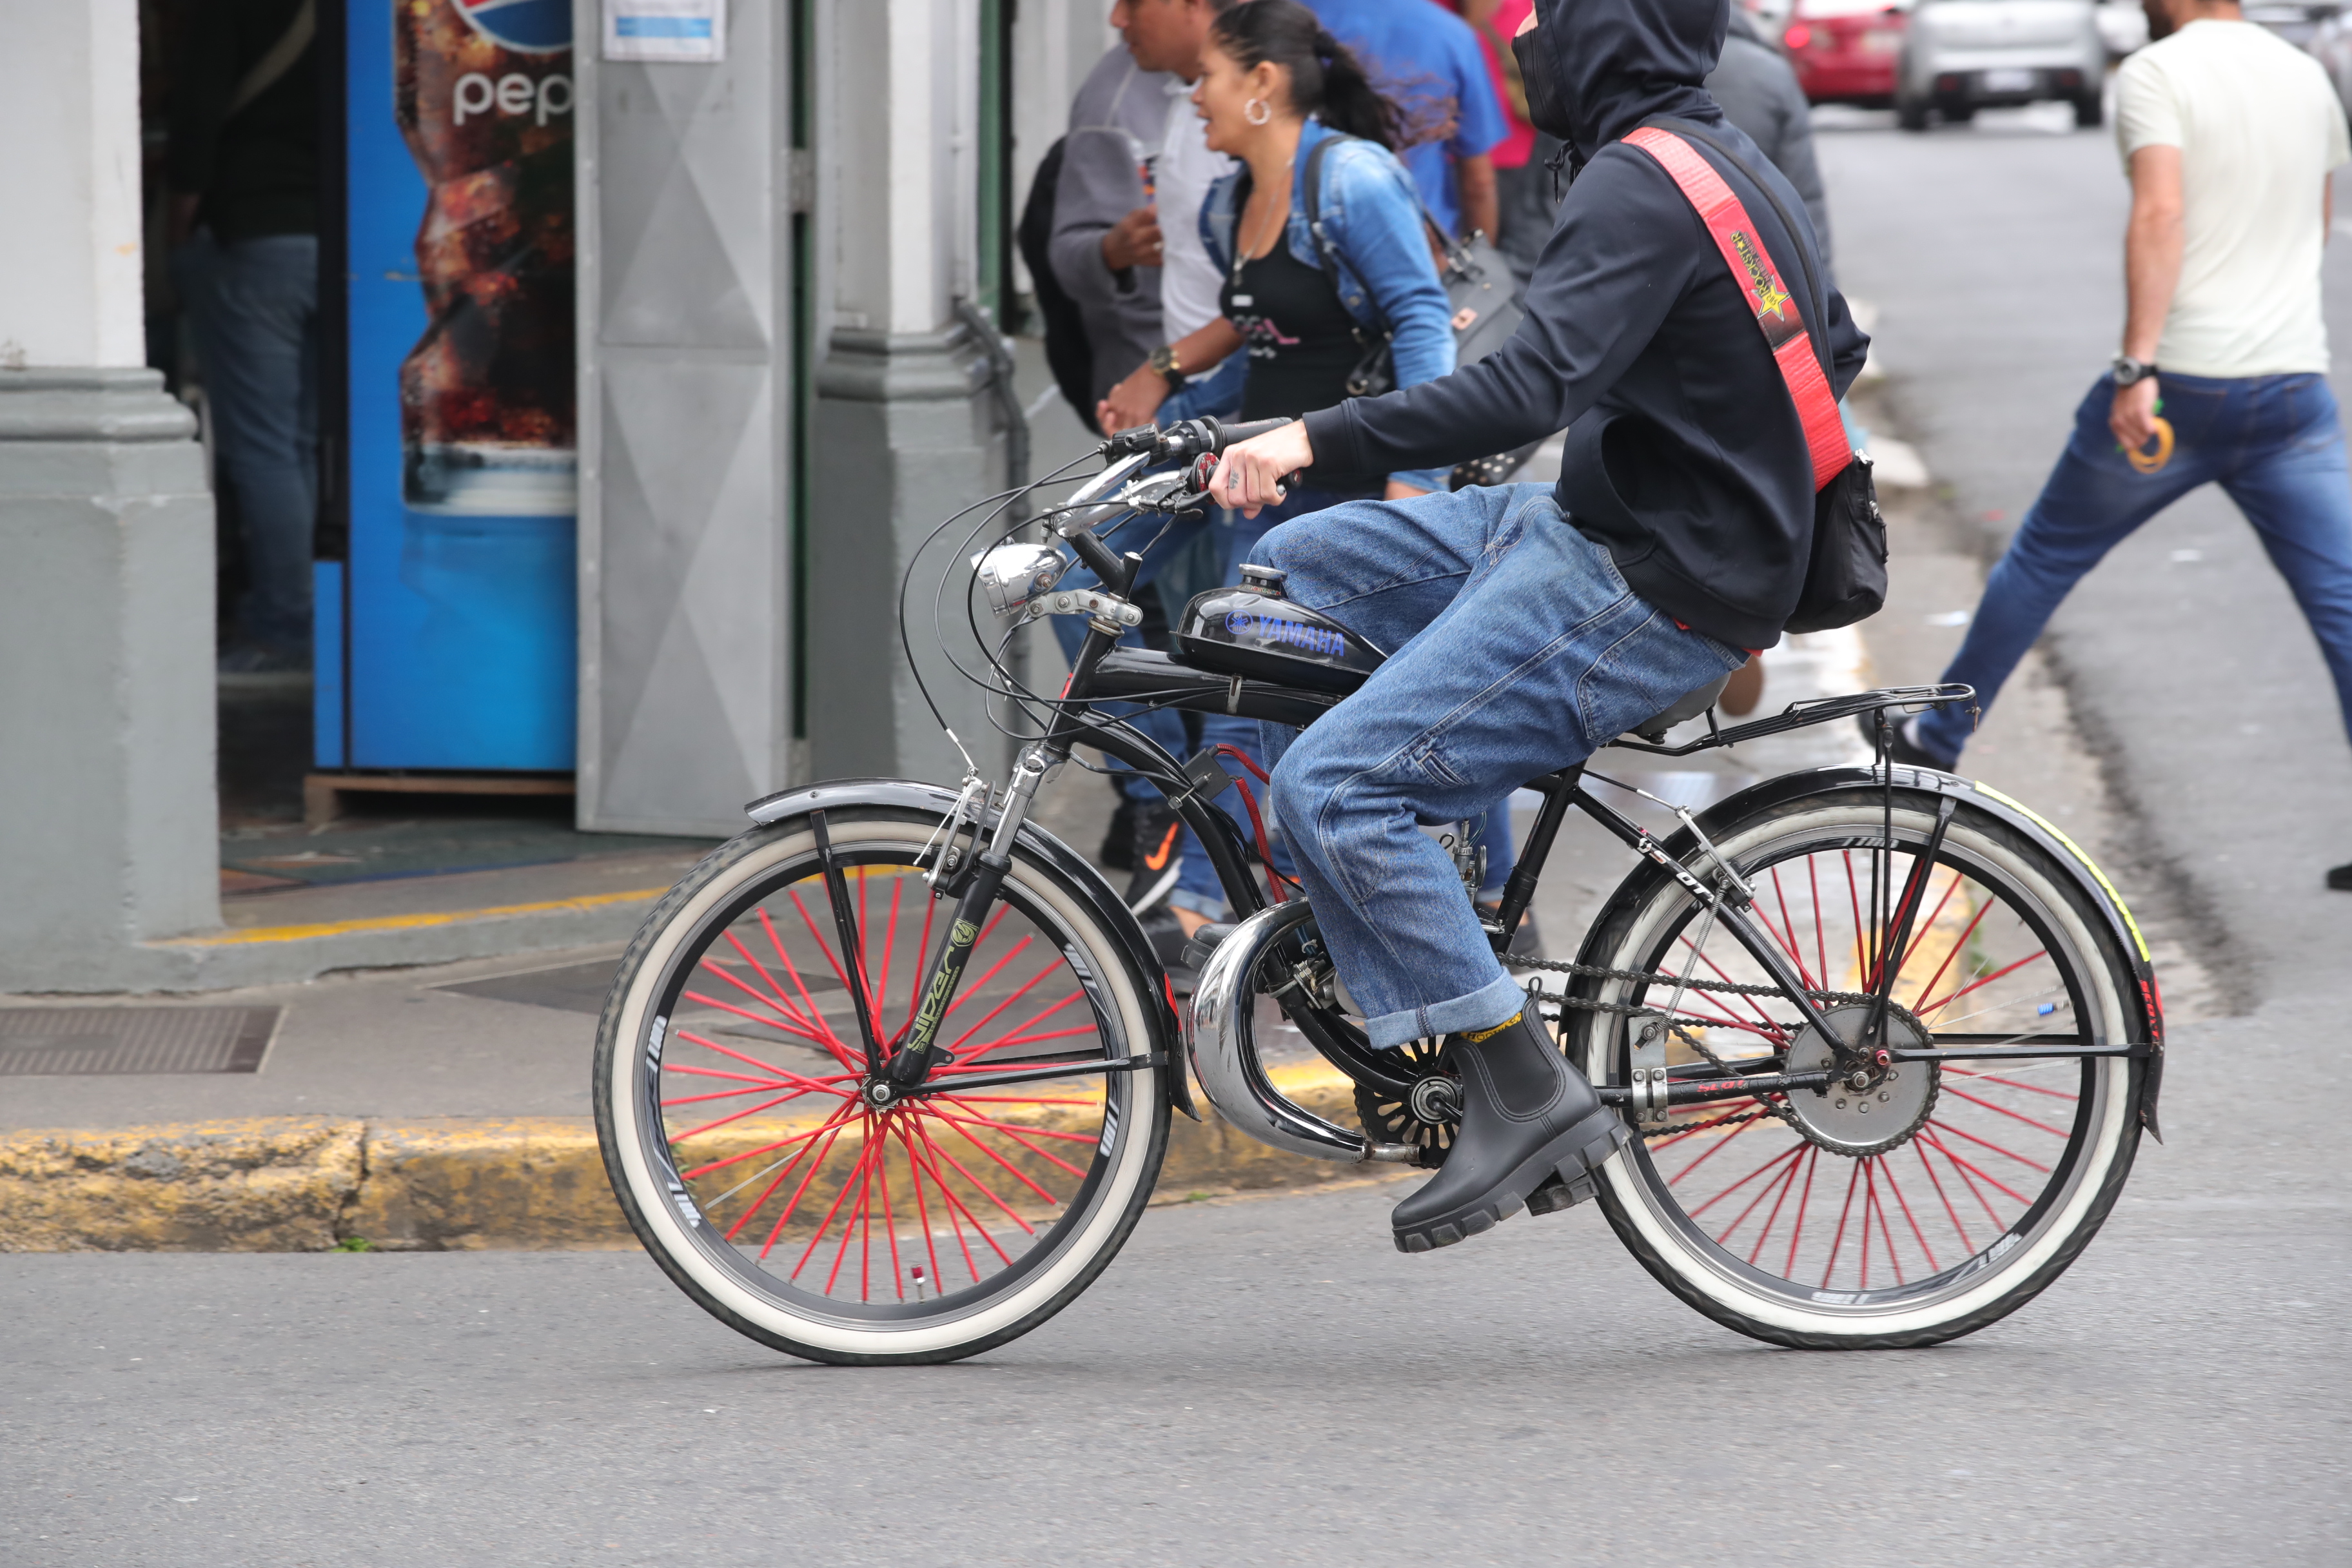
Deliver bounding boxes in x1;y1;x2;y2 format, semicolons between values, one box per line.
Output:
1896;0;2109;128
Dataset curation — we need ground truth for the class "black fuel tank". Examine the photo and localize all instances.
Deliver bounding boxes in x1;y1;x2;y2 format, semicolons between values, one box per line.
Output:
1173;584;1387;695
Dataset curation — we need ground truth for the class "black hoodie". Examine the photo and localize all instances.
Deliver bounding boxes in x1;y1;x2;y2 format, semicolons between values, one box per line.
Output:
1298;0;1868;650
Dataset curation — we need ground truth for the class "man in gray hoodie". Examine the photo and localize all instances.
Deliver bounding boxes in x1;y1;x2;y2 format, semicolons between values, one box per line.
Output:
1047;46;1176;412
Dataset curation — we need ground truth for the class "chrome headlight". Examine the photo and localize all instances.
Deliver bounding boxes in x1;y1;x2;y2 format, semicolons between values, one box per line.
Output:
973;543;1068;616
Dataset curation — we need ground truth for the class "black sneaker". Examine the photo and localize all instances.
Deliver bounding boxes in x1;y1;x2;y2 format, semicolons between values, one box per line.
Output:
1124;803;1186;915
1856;712;1954;770
1099;793;1138;873
2328;863;2352;892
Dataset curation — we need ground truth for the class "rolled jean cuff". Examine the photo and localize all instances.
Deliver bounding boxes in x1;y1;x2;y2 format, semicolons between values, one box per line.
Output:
1363;970;1526;1050
1168;888;1230;921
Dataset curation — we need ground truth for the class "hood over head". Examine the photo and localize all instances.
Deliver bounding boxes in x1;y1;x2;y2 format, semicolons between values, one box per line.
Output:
1532;0;1729;157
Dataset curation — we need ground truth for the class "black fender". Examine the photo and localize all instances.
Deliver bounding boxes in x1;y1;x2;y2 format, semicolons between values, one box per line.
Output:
1570;764;2165;1142
743;777;1200;1121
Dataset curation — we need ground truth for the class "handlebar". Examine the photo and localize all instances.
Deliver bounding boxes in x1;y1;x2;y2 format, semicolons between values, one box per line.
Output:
1100;416;1295;465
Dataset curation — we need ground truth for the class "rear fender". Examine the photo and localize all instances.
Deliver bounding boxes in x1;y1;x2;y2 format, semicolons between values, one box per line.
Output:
743;778;1199;1121
1573;765;2165;1142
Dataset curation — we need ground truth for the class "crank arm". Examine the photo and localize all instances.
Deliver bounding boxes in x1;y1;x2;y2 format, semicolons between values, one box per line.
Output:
898;1054;1169;1097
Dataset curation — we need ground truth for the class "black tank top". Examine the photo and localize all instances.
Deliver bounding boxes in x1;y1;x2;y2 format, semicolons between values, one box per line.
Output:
1220;235;1362;423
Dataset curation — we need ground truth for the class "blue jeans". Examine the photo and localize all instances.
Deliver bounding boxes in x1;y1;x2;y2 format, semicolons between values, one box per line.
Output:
1918;371;2352;765
174;231;320;652
1259;484;1748;1048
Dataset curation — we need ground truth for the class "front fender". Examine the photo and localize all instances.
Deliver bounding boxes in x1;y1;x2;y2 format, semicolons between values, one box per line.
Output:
1575;765;2165;1142
744;778;1199;1121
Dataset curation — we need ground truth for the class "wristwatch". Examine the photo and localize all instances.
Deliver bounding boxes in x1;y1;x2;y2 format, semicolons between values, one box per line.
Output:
1148;344;1185;392
2111;354;2158;387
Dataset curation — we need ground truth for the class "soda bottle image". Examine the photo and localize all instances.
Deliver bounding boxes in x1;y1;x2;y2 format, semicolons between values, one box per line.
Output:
393;0;576;514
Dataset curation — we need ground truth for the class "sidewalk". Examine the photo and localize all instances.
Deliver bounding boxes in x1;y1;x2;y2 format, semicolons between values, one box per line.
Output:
0;380;2210;1251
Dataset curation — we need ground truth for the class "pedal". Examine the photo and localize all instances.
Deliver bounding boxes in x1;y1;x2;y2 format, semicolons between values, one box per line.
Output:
1525;1170;1599;1215
1180;922;1235;971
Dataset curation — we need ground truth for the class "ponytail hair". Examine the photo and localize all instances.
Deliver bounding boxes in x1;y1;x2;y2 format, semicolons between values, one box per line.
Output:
1209;0;1421;150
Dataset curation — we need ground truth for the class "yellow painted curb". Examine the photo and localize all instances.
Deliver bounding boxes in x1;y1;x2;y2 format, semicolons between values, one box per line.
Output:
160;887;671;948
0;1064;1384;1252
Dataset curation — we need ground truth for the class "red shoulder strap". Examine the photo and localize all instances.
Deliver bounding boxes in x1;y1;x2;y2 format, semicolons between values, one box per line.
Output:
1623;126;1851;492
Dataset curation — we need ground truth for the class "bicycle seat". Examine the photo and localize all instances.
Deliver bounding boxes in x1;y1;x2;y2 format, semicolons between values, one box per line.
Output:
1623;673;1730;743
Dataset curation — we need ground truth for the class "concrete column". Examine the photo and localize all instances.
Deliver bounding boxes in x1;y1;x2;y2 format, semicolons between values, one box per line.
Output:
806;0;1012;788
0;0;221;990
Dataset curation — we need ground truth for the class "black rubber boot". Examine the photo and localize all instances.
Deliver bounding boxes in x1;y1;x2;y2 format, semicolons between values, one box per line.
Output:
1391;1010;1631;1253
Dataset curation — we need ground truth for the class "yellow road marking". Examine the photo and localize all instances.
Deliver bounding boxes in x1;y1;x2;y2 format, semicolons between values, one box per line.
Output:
164;887;671;947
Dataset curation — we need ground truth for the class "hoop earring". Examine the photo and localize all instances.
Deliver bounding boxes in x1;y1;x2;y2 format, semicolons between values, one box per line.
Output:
1245;97;1271;126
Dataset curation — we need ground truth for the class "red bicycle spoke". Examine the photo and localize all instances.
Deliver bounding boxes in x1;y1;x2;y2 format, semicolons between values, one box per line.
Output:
1842;850;1869;983
894;1126;1015;1268
923;1104;1079;1196
668;1086;834;1145
1745;1149;1808;1266
755;1114;863;1257
896;896;940;1042
1913;1138;1974;1253
1668;1104;1767;1186
937;930;1033;1026
789;1126;883;1282
875;875;906;1037
1936;1086;2073;1140
1893;868;1966;981
1822;1157;1865;1288
1918;948;2051;1020
1880;1157;1941;1273
1905;895;1997;1017
1919;1130;2034;1207
823;1135;881;1297
1945;1066;2081;1102
1807;855;1828;985
901;1116;1045;1231
1782;1144;1821;1277
876;1135;906;1301
672;1030;847;1100
1926;1116;2054;1172
683;1101;856;1181
754;906;863;1068
712;1099;862;1237
1765;865;1819;990
892;1120;948;1293
951;979;1089;1060
1695;1141;1807;1231
717;931;818;1033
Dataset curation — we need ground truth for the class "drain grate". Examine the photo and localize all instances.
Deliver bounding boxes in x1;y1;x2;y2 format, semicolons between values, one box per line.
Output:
0;1007;280;1077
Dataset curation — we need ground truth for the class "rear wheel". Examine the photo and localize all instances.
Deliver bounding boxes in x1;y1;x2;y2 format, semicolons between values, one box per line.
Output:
1571;785;2143;1349
594;807;1171;1364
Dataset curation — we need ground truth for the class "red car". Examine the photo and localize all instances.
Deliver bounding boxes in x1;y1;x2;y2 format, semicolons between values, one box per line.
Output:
1783;0;1911;106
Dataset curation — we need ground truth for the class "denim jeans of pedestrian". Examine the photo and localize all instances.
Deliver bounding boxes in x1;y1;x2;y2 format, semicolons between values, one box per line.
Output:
174;230;321;654
1257;483;1749;1048
1917;372;2352;766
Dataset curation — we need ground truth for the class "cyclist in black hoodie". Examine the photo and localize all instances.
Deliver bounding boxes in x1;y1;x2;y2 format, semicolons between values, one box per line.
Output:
1203;0;1868;1253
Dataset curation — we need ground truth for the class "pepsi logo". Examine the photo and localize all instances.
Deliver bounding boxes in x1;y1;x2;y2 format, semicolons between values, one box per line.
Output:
455;0;571;53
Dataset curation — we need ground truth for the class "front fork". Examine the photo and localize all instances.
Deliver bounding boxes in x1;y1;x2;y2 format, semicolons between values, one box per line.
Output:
865;603;1133;1106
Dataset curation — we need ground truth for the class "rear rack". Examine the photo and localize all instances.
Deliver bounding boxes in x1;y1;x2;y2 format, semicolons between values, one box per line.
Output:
1607;682;1977;758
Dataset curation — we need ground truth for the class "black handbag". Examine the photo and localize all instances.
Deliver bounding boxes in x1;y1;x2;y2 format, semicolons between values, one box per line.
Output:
1298;136;1540;488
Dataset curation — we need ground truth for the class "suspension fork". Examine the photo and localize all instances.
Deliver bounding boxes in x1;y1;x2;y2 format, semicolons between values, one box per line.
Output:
874;574;1141;1099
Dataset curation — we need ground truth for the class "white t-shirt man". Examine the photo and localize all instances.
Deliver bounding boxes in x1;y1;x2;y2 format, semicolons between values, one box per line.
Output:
1155;77;1238;342
2116;17;2351;377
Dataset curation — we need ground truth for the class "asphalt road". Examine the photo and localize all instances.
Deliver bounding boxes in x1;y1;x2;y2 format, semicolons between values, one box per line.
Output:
8;113;2351;1568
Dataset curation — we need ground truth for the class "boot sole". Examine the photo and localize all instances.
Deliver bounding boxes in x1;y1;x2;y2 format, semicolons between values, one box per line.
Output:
1393;1107;1632;1253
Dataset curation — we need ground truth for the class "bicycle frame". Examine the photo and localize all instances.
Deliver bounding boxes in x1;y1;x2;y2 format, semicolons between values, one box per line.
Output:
838;444;2158;1142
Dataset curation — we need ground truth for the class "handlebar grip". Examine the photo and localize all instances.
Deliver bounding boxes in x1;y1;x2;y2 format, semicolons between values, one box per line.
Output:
1209;416;1295;453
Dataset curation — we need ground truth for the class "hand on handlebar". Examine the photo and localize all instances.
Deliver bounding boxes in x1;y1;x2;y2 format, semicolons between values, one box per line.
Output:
1208;422;1316;518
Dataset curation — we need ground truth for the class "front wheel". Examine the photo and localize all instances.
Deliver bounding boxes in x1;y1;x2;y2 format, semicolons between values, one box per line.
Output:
593;805;1171;1364
1570;783;2144;1349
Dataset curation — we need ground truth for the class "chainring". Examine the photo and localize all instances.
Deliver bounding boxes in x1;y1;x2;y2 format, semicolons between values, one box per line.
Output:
1353;1037;1458;1169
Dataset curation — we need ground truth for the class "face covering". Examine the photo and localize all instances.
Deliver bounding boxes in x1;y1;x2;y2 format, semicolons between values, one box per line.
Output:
1510;26;1577;142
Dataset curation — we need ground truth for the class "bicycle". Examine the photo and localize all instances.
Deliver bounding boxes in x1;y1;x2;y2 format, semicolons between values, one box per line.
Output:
593;416;2166;1364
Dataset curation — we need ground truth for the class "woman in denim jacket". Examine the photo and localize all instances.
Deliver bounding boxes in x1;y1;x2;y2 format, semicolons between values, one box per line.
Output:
1086;0;1514;943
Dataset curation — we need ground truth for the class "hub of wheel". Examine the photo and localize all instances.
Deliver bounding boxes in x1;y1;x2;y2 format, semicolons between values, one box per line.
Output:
1353;1037;1457;1169
1783;1003;1939;1157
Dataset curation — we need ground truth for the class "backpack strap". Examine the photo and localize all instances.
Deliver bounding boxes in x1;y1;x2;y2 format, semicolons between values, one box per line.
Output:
1622;125;1850;491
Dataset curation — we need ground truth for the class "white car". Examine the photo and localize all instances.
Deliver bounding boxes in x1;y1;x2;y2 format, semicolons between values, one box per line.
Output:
1896;0;2109;129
